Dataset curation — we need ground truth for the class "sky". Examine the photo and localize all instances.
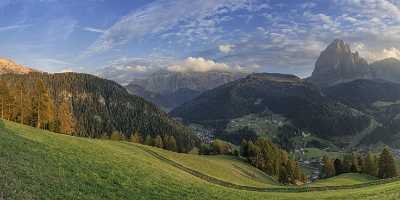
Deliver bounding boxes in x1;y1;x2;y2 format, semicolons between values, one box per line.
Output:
1;0;400;78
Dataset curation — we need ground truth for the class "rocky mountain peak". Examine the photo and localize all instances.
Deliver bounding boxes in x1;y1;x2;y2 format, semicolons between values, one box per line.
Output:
326;39;351;54
308;39;371;87
0;58;36;75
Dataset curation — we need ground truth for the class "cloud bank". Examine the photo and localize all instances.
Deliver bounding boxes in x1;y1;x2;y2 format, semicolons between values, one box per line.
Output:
167;57;234;72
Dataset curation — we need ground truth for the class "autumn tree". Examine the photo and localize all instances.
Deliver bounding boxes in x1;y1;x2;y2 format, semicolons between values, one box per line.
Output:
321;156;335;178
165;135;177;152
154;135;164;148
58;99;75;135
14;81;29;124
33;80;52;129
110;131;122;141
0;80;10;119
350;152;360;173
363;152;378;177
130;129;142;143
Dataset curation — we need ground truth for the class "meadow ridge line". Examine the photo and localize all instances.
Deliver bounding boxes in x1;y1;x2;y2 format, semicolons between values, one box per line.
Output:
136;145;400;193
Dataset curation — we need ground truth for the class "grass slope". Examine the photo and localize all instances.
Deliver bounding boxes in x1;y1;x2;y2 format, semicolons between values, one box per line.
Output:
309;173;378;187
1;120;400;200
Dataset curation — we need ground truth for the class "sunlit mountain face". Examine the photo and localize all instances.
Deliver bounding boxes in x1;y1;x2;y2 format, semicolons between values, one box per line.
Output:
1;0;400;81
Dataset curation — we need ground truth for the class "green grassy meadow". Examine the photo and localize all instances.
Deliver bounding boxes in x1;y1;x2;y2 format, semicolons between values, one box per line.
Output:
309;173;378;187
1;120;400;200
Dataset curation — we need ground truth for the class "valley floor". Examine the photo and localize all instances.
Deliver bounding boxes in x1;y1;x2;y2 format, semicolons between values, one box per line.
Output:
1;120;400;200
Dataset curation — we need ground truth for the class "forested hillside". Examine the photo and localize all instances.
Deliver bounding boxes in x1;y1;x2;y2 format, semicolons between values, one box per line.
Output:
171;73;371;143
0;72;199;152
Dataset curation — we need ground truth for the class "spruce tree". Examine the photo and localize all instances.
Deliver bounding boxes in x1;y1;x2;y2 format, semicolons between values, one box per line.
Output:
378;147;398;179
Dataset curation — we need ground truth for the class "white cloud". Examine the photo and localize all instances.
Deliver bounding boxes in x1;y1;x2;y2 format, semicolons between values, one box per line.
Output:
35;58;72;66
353;42;400;61
125;65;150;72
61;68;74;73
167;57;235;72
0;24;32;32
31;58;75;73
82;27;105;33
86;0;250;55
218;44;235;53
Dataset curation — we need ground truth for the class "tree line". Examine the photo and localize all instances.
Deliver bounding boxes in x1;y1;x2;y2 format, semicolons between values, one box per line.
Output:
109;129;179;152
321;147;398;179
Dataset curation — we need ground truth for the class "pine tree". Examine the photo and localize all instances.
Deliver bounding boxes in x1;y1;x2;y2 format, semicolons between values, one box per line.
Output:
378;147;398;179
321;156;335;178
154;135;164;148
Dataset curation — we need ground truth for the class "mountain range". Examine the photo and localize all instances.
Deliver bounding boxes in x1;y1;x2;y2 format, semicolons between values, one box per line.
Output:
126;70;247;111
170;39;400;148
3;39;400;150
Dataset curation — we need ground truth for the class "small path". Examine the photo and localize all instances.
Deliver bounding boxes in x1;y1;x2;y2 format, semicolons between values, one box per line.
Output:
137;145;400;193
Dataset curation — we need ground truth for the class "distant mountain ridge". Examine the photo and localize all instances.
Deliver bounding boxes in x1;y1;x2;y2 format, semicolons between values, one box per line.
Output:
126;70;247;111
0;58;36;75
129;70;247;94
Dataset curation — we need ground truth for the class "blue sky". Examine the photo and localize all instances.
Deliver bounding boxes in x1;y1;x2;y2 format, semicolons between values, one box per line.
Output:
1;0;400;78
